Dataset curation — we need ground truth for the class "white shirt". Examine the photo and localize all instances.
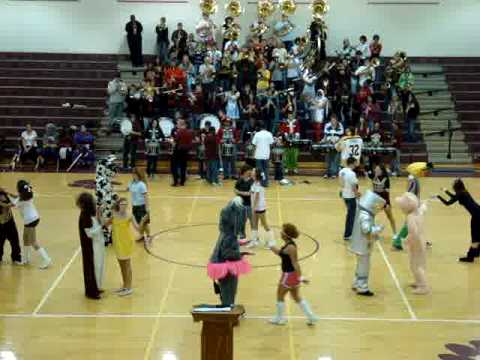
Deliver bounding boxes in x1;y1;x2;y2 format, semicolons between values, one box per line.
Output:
251;182;266;211
128;180;147;207
21;130;38;147
340;136;364;163
272;48;288;64
357;43;369;59
12;197;39;225
252;130;274;160
199;64;216;84
339;167;358;199
355;65;375;87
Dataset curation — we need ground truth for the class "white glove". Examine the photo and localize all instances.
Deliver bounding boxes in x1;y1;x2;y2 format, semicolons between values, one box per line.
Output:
370;224;384;236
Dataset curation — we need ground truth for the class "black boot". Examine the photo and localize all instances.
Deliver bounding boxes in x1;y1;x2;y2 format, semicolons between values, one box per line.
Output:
459;247;478;263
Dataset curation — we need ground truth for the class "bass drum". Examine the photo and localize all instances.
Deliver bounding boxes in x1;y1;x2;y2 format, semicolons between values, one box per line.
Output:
159;117;175;138
199;114;220;133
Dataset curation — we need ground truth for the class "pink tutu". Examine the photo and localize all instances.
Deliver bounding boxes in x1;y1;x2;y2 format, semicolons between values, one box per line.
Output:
207;257;252;280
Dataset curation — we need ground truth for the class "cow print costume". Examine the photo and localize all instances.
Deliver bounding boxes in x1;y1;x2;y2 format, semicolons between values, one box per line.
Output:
95;155;118;245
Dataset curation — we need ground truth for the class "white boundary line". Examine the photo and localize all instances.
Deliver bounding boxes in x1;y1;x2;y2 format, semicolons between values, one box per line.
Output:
376;242;417;320
1;312;480;325
32;247;81;315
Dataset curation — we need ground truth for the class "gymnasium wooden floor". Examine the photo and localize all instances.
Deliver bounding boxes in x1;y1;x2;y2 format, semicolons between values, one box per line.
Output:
1;172;480;360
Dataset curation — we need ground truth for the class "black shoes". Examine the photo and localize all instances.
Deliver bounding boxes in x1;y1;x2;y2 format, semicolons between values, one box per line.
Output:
459;247;480;263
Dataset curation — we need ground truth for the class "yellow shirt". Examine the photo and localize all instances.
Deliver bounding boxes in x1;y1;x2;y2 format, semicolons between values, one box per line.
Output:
112;216;134;260
257;69;271;91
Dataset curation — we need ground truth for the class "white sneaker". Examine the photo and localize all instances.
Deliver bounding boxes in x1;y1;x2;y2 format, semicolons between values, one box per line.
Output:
246;240;259;248
114;288;126;293
13;260;24;266
39;258;52;270
269;317;287;325
118;288;133;297
306;315;319;326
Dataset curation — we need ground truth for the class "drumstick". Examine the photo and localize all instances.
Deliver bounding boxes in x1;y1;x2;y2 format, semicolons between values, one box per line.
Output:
66;153;83;173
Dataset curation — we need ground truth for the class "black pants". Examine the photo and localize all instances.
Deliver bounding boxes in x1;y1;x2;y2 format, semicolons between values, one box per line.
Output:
123;137;138;169
0;218;21;262
344;198;357;239
471;217;480;244
170;149;189;185
146;155;158;176
127;37;143;67
219;274;238;306
198;159;205;179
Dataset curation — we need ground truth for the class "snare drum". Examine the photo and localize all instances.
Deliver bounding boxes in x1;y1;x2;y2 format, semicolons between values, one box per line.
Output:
197;144;206;160
271;146;284;163
159;117;175;138
145;141;160;156
221;143;235;157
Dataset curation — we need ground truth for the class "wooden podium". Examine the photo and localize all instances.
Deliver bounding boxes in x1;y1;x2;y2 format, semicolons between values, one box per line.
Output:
191;305;245;360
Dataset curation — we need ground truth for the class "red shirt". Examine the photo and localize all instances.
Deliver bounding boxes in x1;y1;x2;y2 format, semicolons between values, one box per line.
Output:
175;128;193;151
204;133;219;160
217;127;240;143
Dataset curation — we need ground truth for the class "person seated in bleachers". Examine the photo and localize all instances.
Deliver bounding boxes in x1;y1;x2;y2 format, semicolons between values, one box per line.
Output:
57;126;74;170
73;125;95;168
11;124;39;171
36;123;59;170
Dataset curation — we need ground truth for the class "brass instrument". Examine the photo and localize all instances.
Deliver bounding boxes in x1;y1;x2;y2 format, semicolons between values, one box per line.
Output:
258;0;275;18
279;0;297;16
250;20;269;36
200;0;217;15
311;0;329;20
224;23;241;40
225;0;243;17
370;57;381;68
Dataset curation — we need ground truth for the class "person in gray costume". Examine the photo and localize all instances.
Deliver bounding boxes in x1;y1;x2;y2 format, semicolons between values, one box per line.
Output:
349;190;386;296
207;196;252;306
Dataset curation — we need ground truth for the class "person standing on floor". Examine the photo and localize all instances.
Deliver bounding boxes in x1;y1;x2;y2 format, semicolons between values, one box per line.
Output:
349;190;386;296
122;114;143;171
437;179;480;263
0;189;22;265
76;192;106;300
369;164;397;236
268;223;318;326
5;180;51;269
107;198;147;297
396;192;430;295
252;121;274;187
171;119;194;186
392;161;433;250
207;196;252;306
235;164;254;244
127;168;151;245
248;168;275;248
339;157;360;241
125;15;143;68
323;114;344;179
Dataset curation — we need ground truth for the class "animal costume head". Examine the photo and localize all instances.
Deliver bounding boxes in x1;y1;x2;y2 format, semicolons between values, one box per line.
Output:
210;196;246;263
406;162;433;178
95;155;118;208
359;190;386;215
396;192;423;215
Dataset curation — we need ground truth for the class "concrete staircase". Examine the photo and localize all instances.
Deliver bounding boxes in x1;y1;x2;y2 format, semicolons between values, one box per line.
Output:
412;64;473;164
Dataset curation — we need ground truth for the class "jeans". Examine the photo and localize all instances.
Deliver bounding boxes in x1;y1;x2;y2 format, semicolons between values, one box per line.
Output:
256;159;270;187
222;149;237;179
351;77;359;96
206;159;219;184
198;160;206;179
146;155;158;176
108;102;124;127
326;150;340;177
158;41;169;63
343;197;357;239
391;149;401;174
123;137;137;169
407;117;417;142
